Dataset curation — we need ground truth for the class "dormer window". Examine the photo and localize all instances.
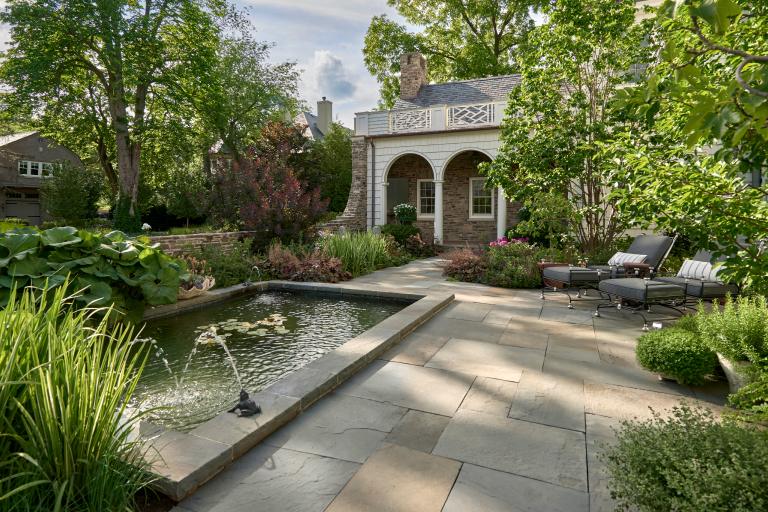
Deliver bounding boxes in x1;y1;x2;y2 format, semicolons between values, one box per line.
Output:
18;160;54;178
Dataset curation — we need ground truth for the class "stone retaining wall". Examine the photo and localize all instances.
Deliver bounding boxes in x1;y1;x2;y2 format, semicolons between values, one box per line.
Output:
150;231;255;255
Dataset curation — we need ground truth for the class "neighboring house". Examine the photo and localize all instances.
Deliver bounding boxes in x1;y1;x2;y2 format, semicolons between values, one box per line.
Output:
295;97;336;142
0;131;82;225
332;52;519;246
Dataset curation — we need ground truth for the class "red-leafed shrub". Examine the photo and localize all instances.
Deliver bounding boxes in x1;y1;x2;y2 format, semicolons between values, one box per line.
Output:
265;243;351;283
443;248;487;283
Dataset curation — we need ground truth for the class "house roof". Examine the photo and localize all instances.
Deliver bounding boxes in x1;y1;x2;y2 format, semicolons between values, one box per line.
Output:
0;131;37;147
294;111;325;141
392;75;521;110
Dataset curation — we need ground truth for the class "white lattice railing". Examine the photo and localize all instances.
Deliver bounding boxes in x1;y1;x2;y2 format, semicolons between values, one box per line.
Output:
389;108;431;132
447;103;495;128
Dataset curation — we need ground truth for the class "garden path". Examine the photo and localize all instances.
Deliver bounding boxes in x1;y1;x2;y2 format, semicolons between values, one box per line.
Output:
172;257;728;512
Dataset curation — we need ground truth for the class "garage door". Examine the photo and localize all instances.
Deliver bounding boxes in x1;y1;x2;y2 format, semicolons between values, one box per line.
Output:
6;200;42;225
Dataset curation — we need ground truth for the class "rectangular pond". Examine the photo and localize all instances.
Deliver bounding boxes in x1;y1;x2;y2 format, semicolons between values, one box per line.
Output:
130;290;407;431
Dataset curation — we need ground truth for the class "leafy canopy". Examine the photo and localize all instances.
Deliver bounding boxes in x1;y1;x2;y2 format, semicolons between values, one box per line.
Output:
363;0;539;107
484;0;649;253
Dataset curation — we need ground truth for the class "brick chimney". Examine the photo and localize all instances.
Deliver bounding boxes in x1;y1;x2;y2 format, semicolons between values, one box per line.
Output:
317;97;332;135
399;52;427;100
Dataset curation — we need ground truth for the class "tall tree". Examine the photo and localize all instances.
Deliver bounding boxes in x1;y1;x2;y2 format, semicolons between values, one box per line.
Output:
0;0;222;230
484;0;649;254
364;0;539;107
604;0;768;291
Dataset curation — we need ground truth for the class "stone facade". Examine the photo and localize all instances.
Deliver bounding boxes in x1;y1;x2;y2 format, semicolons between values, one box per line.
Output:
442;152;518;245
399;53;428;100
150;231;255;255
387;154;435;242
324;136;368;232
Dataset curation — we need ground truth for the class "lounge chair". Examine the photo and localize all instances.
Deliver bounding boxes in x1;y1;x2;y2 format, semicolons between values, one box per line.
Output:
595;250;739;330
540;234;677;308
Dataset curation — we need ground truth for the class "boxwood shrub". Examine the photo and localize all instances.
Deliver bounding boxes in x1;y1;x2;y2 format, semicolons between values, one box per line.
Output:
381;223;420;246
635;327;717;385
604;405;768;512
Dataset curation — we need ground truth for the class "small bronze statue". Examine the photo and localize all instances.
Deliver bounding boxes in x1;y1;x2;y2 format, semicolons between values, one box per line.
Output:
228;389;262;417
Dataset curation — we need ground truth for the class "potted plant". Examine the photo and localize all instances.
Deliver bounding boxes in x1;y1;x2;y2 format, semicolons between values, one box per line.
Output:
393;203;417;225
178;255;216;300
635;326;717;386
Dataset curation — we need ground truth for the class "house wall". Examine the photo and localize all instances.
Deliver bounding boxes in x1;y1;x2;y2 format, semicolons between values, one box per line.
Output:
386;154;435;241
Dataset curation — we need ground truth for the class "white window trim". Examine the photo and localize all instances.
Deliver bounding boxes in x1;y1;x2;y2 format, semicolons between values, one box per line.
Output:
416;179;435;220
18;160;55;178
468;177;495;220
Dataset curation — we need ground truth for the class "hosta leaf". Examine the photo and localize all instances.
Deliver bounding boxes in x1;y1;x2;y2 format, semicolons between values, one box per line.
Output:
40;226;81;247
103;230;128;243
0;232;40;261
139;267;180;305
8;256;51;278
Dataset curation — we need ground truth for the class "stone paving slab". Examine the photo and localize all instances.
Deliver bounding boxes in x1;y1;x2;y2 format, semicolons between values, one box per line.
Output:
585;414;622;512
426;338;545;382
264;393;406;463
444;301;493;321
498;329;550;349
483;303;543;326
325;443;461;512
384;410;450;453
540;304;596;325
543;355;691;396
442;463;589;512
584;382;711;421
546;338;601;364
459;376;518;417
337;360;474;416
177;445;359;512
508;370;585;432
380;332;450;366
433;409;588;492
414;316;506;343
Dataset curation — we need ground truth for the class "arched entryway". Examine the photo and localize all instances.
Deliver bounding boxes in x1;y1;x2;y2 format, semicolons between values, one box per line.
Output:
384;153;436;242
441;150;515;245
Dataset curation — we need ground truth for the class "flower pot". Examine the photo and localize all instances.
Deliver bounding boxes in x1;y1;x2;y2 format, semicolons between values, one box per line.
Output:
716;353;752;393
178;276;216;300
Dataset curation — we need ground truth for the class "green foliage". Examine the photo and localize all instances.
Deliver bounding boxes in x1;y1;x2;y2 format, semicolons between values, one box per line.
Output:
381;223;420;245
603;404;768;512
485;242;569;289
191;238;260;288
265;242;351;283
311;123;352;212
510;193;576;248
604;0;768;293
0;218;27;233
0;226;185;319
392;203;417;225
636;328;717;385
163;163;208;225
363;1;537;107
484;0;649;255
0;284;152;510
40;162;104;226
113;195;142;233
696;295;768;369
318;231;392;276
728;372;768;424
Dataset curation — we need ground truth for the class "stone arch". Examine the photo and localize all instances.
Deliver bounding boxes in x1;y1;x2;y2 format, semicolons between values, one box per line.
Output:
439;148;494;181
382;152;437;241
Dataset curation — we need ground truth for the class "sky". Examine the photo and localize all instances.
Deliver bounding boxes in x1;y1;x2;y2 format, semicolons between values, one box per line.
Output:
0;0;403;128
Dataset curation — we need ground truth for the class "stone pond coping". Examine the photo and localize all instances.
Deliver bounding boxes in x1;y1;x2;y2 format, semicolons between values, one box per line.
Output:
138;281;455;501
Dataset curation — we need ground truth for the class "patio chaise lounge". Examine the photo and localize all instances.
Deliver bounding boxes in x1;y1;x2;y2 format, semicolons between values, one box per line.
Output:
540;234;677;308
594;250;739;330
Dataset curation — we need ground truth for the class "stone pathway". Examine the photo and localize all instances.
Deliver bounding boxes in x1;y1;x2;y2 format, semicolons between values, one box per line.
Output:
173;258;727;512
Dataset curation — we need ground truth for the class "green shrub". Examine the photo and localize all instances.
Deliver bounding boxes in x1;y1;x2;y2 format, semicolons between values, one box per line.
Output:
192;238;260;288
381;223;420;245
485;242;543;288
604;405;768;512
0;226;185;320
0;284;151;510
635;328;717;385
393;203;416;225
697;295;768;369
728;372;768;424
41;163;104;227
673;313;699;333
318;231;391;276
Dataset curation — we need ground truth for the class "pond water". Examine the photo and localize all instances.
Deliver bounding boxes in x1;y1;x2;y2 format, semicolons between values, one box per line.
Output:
129;291;406;431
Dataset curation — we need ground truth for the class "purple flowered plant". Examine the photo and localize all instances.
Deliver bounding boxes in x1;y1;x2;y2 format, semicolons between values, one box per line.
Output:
488;236;528;247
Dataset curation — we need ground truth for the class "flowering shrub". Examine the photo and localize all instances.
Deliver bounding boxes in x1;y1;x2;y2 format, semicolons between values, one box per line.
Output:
489;236;529;247
265;242;350;283
393;203;417;225
443;248;487;283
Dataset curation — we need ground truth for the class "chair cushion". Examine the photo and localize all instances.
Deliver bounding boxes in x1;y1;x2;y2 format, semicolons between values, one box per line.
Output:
599;278;685;302
655;276;739;299
607;252;647;266
542;265;600;285
626;235;676;269
677;259;714;280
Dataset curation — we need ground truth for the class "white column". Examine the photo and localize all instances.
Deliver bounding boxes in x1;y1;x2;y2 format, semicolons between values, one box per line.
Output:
380;182;388;226
434;180;444;245
496;187;507;240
